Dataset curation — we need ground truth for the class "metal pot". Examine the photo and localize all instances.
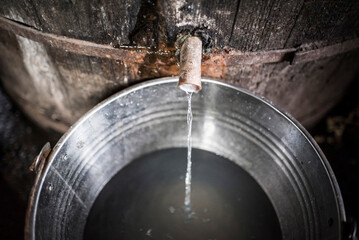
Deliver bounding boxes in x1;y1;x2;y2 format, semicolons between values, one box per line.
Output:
26;77;346;240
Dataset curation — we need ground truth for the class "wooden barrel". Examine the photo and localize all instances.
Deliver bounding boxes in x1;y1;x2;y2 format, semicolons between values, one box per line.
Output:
0;0;359;132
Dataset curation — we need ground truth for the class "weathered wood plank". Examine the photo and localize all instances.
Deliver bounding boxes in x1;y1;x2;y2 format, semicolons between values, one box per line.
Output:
1;0;141;44
1;0;359;51
1;27;358;132
160;0;239;47
223;51;359;127
229;0;304;51
0;0;42;29
1;1;359;132
285;1;359;49
3;16;359;67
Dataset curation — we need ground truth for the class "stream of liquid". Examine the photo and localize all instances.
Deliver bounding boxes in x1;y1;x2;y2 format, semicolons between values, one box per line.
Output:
83;88;283;239
184;91;193;212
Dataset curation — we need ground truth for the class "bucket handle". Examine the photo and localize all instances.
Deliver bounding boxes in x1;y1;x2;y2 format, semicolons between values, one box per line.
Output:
25;142;52;240
344;216;358;240
30;142;51;175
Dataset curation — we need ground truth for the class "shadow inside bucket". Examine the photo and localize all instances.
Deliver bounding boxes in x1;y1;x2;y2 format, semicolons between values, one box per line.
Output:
84;148;282;240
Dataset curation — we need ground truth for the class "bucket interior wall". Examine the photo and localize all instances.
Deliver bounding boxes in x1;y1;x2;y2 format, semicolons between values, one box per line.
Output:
30;78;344;240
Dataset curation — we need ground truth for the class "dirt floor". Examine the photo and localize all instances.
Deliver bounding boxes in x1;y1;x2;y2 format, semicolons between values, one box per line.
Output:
0;78;358;239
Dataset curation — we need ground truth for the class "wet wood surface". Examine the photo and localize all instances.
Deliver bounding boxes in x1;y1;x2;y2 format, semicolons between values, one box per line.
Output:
0;0;359;132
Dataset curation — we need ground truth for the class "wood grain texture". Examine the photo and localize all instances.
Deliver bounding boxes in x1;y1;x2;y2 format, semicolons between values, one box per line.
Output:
0;0;359;132
229;0;304;51
0;0;141;44
160;0;239;46
285;1;359;49
1;0;358;48
0;0;42;29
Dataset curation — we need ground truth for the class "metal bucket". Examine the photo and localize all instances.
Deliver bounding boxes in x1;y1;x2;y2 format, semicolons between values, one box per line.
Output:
26;78;345;240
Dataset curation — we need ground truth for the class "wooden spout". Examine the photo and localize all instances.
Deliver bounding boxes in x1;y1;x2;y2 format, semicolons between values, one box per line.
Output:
178;37;202;92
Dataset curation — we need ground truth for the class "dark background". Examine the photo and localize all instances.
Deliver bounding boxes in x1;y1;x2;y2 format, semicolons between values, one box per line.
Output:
0;78;358;240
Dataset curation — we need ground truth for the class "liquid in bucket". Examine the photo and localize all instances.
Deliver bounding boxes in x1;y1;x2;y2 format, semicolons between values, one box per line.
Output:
84;148;282;240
